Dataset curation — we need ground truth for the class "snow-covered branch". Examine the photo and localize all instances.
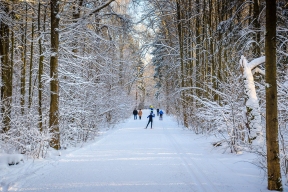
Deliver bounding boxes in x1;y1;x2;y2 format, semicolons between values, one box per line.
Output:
247;56;265;70
82;0;115;20
252;67;265;76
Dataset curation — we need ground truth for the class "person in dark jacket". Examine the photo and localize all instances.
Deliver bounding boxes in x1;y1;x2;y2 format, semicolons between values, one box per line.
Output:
159;110;164;120
133;109;138;120
145;112;155;129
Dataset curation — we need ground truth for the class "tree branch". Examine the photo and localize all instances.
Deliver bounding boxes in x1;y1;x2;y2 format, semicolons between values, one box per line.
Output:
248;56;265;69
83;0;115;20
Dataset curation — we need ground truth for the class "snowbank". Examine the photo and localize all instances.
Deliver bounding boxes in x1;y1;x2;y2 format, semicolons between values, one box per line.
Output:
0;153;24;169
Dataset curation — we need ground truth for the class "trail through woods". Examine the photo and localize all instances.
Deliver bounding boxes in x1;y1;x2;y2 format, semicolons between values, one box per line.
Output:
2;110;272;192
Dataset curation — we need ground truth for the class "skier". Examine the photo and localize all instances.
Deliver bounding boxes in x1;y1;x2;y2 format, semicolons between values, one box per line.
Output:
138;109;143;120
156;108;159;116
133;109;138;120
159;110;164;120
145;111;155;129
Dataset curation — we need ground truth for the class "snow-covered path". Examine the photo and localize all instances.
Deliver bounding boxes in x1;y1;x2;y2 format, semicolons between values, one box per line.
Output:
7;110;270;192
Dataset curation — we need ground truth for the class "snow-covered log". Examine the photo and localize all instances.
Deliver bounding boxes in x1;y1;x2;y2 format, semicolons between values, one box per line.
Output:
239;55;265;143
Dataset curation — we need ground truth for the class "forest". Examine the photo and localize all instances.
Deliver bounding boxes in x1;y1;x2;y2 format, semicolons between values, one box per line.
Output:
0;0;287;191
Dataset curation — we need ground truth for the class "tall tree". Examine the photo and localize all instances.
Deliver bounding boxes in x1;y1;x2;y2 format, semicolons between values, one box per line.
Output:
49;0;60;150
28;15;35;108
38;0;46;132
0;1;12;132
176;0;187;128
252;0;261;57
265;0;282;190
21;2;28;114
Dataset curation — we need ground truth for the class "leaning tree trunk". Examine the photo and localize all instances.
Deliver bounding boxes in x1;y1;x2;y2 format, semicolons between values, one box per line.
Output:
49;0;60;150
240;56;265;143
265;0;282;190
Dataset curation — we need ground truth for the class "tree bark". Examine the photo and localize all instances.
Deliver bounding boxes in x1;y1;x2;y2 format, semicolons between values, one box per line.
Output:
176;0;188;128
0;2;11;133
72;0;84;53
253;0;261;57
38;1;45;132
49;0;60;150
28;17;35;108
21;3;28;114
265;0;282;190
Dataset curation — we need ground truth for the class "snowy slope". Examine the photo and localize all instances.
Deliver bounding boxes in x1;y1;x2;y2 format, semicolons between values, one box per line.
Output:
0;109;282;192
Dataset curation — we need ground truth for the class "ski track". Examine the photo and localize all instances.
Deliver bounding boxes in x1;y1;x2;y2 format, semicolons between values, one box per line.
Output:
162;124;219;192
2;109;272;192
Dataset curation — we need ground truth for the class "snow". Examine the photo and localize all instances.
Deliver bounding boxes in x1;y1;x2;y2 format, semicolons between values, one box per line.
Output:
0;154;24;168
239;56;263;141
51;52;57;57
246;56;265;70
0;109;284;192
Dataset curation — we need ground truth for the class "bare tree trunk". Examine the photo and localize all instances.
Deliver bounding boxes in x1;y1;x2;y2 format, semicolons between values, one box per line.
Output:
216;1;223;104
8;10;14;130
10;11;15;104
49;0;60;150
28;17;35;108
119;34;124;87
158;12;172;114
253;0;261;57
38;1;45;132
209;0;216;100
265;0;282;190
21;3;28;114
202;0;208;97
72;0;84;53
187;0;194;117
195;0;201;103
0;2;11;133
176;0;188;128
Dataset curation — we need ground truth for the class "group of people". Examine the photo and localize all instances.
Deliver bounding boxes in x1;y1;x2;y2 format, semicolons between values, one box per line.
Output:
156;108;164;120
133;109;142;120
132;106;164;129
